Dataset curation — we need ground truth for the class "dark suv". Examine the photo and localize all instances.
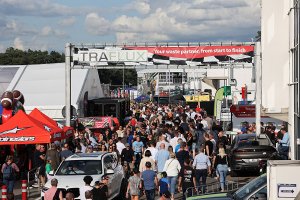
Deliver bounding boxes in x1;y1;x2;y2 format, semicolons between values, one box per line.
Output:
228;133;278;176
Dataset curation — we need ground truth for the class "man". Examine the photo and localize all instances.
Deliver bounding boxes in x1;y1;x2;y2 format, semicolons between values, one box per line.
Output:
178;159;197;200
80;175;93;199
46;143;60;171
116;137;126;154
141;162;158;200
176;142;189;168
146;141;158;160
33;144;46;188
60;143;73;161
156;135;170;150
155;143;170;178
121;143;135;169
132;136;144;169
216;129;228;152
65;192;75;200
204;133;213;157
278;128;290;160
193;147;211;193
44;178;63;200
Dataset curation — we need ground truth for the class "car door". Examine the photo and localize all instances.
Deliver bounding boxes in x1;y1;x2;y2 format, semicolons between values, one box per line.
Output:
111;153;123;193
247;186;267;200
103;154;115;197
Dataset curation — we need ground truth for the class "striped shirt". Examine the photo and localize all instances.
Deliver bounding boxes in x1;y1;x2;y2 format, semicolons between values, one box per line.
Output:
193;153;211;170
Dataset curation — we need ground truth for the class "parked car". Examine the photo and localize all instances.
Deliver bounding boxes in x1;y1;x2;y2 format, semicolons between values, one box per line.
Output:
187;174;267;200
41;152;125;199
228;133;278;177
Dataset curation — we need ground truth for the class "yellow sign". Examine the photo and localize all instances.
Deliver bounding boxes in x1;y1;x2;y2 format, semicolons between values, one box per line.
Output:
184;95;210;102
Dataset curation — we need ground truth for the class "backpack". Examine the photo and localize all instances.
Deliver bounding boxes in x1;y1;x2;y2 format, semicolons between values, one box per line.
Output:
3;163;14;180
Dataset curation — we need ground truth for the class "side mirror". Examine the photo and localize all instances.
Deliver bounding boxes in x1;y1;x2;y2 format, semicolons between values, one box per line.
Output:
49;170;54;176
105;169;114;175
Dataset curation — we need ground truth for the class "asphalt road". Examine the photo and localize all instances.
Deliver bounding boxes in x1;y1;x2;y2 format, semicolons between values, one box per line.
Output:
5;172;256;200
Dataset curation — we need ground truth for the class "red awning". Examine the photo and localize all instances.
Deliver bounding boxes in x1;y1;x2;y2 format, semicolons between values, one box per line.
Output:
29;108;73;140
0;110;54;145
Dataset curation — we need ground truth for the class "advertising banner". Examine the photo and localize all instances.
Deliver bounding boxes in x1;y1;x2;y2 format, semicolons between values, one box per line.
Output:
125;45;254;59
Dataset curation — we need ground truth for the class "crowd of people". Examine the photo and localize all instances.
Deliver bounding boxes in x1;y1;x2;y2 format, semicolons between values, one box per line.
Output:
0;101;290;200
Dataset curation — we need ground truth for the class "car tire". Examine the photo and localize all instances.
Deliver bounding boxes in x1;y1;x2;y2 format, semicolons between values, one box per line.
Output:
230;170;238;177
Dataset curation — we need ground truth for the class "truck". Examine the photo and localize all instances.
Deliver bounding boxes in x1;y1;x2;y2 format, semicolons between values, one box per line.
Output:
267;160;300;199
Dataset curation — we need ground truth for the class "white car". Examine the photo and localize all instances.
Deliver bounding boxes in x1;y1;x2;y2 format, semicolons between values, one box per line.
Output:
41;152;124;199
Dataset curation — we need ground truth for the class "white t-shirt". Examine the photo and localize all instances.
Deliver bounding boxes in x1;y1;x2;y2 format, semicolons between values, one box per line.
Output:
163;158;181;177
116;142;126;154
146;147;158;160
80;185;93;199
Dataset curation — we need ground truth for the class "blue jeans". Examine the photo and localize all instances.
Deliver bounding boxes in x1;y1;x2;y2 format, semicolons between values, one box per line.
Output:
145;189;155;200
217;164;228;190
2;179;15;193
168;176;177;195
195;169;207;192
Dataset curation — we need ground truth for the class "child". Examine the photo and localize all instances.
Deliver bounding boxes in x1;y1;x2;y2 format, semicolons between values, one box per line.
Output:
45;157;52;180
159;172;170;197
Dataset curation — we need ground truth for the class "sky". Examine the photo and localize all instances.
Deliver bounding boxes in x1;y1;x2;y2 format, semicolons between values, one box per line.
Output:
0;0;261;53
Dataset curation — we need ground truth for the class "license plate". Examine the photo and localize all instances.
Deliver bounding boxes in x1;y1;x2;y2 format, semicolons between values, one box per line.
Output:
249;159;258;162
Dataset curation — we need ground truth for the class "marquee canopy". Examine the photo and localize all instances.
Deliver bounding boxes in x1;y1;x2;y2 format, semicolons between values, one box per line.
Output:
29;108;73;139
0;110;57;145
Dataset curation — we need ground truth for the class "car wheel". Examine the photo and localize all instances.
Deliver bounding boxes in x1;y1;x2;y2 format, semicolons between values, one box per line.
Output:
230;170;238;177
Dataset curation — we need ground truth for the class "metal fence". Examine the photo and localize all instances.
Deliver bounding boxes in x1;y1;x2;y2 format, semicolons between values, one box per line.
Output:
185;181;239;198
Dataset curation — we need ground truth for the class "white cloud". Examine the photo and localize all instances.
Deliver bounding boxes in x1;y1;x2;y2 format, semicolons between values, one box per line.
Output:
0;44;5;53
13;37;24;50
59;17;76;26
40;26;67;37
0;0;74;17
85;13;111;35
84;0;260;43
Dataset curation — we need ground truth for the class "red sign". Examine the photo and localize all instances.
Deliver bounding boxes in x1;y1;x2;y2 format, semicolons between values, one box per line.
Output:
230;105;255;113
126;46;254;59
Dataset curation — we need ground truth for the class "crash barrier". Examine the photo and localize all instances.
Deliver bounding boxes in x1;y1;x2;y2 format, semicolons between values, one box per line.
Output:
21;180;27;200
27;167;38;198
1;184;7;200
185;181;239;198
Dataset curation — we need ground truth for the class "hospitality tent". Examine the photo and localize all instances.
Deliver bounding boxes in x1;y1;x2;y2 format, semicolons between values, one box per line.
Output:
0;110;58;145
29;108;73;139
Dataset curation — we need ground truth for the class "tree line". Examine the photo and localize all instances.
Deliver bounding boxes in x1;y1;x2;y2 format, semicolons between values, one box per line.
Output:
0;47;137;86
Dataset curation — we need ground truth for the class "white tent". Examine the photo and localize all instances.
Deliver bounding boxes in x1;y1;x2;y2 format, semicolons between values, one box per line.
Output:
2;63;104;119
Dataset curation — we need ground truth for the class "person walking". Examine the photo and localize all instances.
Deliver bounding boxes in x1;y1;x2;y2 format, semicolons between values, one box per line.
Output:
155;143;170;179
141;162;158;200
139;150;156;173
178;158;197;200
163;153;181;200
193;147;211;193
277;128;290;160
132;136;144;169
1;156;19;193
213;146;229;192
126;169;142;200
46;143;60;171
80;175;93;199
44;178;63;200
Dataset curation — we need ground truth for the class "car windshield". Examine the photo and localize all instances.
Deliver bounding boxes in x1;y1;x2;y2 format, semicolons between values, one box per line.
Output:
55;160;102;175
233;174;267;199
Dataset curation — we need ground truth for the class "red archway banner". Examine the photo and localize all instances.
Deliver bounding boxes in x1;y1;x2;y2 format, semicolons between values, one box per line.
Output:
0;110;54;145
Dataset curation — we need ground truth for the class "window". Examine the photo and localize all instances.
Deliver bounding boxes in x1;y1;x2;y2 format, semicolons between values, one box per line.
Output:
249;186;267;200
56;160;102;175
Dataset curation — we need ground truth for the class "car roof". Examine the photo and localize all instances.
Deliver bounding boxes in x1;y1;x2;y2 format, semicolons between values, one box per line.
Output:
65;152;108;161
235;133;257;140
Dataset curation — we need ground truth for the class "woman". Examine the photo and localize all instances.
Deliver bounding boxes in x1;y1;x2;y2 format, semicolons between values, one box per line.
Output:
139;150;155;173
99;143;107;152
126;169;142;200
163;153;181;200
213;146;229;192
1;156;20;193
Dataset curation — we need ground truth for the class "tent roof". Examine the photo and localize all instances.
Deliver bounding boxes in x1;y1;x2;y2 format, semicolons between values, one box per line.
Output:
0;110;54;145
6;63;89;108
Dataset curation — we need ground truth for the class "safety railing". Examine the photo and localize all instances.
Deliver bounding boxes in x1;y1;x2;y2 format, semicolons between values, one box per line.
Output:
185;181;239;198
27;167;38;198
